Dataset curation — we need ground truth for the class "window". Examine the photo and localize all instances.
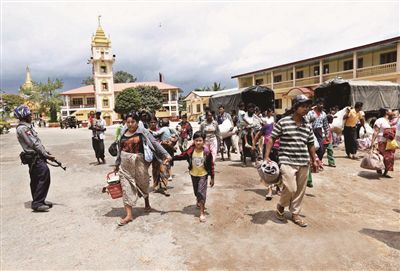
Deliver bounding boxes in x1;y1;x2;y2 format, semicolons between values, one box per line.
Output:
357;58;364;69
188;105;191;113
171;92;178;101
102;99;109;108
196;104;201;113
343;60;353;71
101;82;108;91
100;66;107;73
274;99;282;109
380;51;396;64
255;78;264;85
323;64;329;74
296;71;304;79
273;75;282;82
162;94;169;103
72;98;83;106
313;66;320;76
86;97;95;105
290;72;293;80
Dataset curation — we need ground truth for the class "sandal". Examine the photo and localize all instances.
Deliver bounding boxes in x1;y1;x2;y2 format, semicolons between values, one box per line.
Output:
199;214;206;223
275;208;285;221
292;216;308;227
117;219;132;226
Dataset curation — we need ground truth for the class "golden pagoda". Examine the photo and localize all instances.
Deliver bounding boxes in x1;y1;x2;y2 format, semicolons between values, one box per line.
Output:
91;15;111;48
21;66;33;90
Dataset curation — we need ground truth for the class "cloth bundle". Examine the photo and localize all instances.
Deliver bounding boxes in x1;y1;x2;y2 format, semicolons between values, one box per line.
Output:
331;107;348;134
360;151;385;171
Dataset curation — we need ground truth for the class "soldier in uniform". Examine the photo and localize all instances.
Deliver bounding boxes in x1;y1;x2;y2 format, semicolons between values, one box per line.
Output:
15;105;55;212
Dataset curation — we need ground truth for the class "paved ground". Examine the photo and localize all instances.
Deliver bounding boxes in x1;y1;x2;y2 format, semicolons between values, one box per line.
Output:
1;125;399;270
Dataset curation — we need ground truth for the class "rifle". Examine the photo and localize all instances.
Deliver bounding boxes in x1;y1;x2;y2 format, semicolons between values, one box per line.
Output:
46;158;67;171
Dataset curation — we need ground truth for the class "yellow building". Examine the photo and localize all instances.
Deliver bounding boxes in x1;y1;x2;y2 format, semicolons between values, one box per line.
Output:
184;91;215;121
232;36;400;114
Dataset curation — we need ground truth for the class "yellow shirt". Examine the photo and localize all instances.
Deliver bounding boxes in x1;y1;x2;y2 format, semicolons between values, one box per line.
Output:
345;109;364;127
190;149;208;177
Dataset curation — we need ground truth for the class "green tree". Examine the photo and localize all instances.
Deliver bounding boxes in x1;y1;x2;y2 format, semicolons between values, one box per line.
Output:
135;85;163;112
114;87;141;115
114;70;137;83
1;94;25;114
114;85;163;115
81;76;94;85
210;82;224;91
21;78;63;122
36;78;64;122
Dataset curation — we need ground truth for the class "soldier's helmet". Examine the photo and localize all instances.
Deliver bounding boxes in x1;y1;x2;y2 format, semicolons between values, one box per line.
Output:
14;105;31;120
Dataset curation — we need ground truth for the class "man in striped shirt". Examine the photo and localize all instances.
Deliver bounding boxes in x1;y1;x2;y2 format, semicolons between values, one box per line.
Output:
264;95;318;227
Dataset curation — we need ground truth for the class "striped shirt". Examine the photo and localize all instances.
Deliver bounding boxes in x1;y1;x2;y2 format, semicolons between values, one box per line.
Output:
271;116;314;166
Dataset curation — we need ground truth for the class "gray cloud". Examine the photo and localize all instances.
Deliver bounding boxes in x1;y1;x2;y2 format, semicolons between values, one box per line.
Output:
1;1;398;95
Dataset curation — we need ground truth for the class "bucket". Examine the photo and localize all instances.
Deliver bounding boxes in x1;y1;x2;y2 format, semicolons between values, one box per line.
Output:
107;182;123;199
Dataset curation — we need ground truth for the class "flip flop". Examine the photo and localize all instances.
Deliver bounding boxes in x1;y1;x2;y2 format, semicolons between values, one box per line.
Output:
292;217;308;227
275;209;285;221
117;219;132;226
199;214;206;223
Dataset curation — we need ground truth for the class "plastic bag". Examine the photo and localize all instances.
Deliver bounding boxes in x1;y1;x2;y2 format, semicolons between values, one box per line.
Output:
219;119;233;139
360;152;385;170
332;107;348;134
313;134;320;150
386;139;399;151
359;124;374;138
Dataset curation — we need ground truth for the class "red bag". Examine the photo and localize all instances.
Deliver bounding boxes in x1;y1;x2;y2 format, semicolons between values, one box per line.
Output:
383;128;396;141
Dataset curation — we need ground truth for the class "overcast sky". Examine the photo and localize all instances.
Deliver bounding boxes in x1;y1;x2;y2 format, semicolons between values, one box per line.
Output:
1;0;399;95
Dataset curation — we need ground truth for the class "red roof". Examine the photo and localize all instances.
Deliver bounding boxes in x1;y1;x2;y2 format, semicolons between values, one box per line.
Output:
61;81;181;96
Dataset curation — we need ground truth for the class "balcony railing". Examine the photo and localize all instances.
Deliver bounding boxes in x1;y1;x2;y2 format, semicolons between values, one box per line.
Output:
323;70;353;81
356;62;396;78
273;80;293;89
295;76;320;86
62;104;96;109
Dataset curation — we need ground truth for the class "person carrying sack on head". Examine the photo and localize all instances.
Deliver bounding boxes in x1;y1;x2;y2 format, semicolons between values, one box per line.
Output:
15;105;56;212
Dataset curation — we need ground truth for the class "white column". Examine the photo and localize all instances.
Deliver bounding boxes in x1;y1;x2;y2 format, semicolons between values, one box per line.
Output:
66;96;70;116
319;59;323;83
396;42;400;73
292;66;296;87
353;51;357;78
271;71;274;89
252;75;256;86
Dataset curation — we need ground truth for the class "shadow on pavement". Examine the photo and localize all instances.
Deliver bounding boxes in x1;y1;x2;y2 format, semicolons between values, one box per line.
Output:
103;207;163;220
393;209;400;214
247;210;288;225
24;201;64;209
360;228;400;250
244;188;266;197
357;171;382;180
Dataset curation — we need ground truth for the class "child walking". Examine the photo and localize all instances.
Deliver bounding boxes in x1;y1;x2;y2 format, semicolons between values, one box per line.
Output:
173;131;215;222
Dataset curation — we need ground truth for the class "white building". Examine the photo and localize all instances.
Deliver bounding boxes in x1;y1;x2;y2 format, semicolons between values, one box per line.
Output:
60;18;181;125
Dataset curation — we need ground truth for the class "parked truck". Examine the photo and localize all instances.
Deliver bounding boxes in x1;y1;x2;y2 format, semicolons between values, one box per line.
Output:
314;78;400;125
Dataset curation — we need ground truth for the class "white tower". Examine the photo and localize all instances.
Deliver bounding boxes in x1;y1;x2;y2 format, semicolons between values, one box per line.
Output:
89;16;116;125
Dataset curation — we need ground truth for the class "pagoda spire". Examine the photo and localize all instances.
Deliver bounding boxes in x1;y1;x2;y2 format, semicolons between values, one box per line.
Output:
91;15;111;47
22;66;33;89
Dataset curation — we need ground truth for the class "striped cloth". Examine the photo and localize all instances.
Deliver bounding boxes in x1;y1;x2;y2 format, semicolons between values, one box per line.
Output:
271;116;314;166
